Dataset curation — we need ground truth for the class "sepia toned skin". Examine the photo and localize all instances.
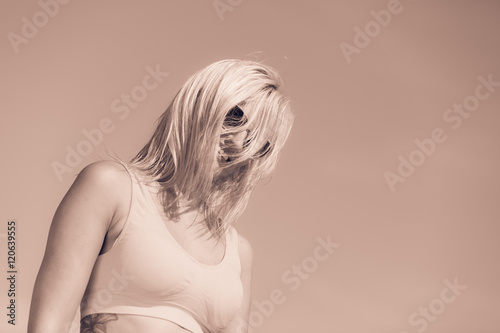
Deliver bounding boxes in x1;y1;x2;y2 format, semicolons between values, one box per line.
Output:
27;58;294;333
27;132;254;333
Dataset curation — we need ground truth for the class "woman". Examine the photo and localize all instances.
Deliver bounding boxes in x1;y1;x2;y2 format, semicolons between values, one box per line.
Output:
28;59;294;333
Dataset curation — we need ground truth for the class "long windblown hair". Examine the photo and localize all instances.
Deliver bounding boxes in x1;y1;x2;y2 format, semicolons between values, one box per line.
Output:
127;59;294;241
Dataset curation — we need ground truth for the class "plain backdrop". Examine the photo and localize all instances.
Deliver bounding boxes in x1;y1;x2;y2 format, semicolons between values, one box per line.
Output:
1;0;500;332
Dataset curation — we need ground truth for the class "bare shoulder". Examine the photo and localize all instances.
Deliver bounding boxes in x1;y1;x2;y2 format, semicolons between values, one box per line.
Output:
78;160;130;185
75;160;131;198
27;160;132;331
69;160;132;227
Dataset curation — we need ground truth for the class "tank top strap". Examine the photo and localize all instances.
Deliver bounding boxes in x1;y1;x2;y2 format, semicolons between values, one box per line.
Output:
108;158;153;195
225;226;241;272
109;158;138;184
230;227;239;252
104;158;159;247
96;158;136;252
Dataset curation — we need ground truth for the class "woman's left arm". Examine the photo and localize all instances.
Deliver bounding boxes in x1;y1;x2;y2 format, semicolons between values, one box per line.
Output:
222;232;253;333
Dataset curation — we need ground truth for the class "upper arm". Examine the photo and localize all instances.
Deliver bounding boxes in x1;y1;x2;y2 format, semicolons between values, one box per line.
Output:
223;231;254;333
28;161;130;333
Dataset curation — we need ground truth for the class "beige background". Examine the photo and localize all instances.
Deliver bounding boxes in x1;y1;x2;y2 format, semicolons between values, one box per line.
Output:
1;0;500;332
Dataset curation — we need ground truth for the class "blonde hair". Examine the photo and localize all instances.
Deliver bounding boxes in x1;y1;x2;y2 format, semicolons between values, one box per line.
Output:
128;59;294;240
